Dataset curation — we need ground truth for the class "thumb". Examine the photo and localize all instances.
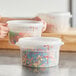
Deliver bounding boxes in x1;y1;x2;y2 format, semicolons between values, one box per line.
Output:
0;23;8;26
33;17;42;21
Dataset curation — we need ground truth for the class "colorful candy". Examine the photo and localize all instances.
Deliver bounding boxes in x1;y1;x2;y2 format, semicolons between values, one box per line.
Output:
22;49;56;67
8;31;31;44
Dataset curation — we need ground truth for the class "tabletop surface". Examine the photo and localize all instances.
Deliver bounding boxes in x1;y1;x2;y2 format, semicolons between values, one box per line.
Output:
0;50;76;76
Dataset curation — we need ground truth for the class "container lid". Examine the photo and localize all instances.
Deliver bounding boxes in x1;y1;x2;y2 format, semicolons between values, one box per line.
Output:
7;20;43;27
16;37;64;49
49;12;72;17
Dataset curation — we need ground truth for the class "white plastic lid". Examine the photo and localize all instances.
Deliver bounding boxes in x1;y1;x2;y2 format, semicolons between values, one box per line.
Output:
7;20;43;27
49;12;72;17
16;37;64;48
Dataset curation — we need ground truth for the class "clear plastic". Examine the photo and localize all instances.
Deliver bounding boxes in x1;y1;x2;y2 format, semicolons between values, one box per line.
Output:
7;20;43;44
16;37;64;67
38;12;72;33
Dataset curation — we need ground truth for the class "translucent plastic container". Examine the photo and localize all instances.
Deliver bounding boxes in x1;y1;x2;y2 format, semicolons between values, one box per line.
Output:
16;37;64;67
47;12;72;33
7;20;43;44
38;12;72;33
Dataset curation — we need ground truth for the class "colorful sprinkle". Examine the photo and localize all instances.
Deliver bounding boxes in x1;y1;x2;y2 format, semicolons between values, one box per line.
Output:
8;31;31;44
22;49;57;67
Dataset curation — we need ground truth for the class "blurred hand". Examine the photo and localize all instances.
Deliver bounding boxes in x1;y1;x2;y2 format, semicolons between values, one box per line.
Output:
0;16;46;38
4;16;47;32
32;17;47;32
0;23;8;38
0;17;8;38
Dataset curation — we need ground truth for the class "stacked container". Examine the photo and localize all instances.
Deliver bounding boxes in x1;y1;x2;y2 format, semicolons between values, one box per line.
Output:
16;37;64;67
7;20;44;44
7;19;64;67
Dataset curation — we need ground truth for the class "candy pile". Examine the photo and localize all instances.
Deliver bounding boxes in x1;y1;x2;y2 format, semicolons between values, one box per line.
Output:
22;49;56;67
9;31;31;44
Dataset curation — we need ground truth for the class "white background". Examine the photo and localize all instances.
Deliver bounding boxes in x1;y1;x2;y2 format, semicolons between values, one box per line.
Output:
0;0;69;17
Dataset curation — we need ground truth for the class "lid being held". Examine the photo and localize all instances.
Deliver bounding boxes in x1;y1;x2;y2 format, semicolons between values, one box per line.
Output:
7;20;43;27
7;20;44;32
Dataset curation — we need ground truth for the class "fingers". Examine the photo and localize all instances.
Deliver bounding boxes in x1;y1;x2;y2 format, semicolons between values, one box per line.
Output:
0;17;9;23
0;23;8;26
0;31;8;38
0;18;8;38
33;17;42;21
0;25;8;31
0;25;8;38
33;17;47;32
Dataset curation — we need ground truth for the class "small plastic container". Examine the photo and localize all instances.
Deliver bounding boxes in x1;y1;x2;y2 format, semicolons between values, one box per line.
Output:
16;37;64;67
38;12;72;33
7;20;43;44
47;12;72;33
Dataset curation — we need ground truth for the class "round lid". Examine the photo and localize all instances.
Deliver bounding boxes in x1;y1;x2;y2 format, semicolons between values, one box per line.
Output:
49;12;72;17
7;20;43;27
17;37;63;47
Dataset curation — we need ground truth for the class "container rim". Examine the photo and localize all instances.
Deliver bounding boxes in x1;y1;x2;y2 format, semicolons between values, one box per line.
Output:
49;12;72;17
19;37;61;41
7;20;43;27
17;37;63;46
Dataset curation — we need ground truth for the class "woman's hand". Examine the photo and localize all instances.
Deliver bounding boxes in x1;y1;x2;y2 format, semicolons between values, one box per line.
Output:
0;17;8;38
0;16;46;38
32;17;47;32
0;23;8;38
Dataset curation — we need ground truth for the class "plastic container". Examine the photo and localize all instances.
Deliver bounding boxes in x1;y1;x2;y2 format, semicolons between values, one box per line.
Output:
38;12;72;33
16;37;64;67
7;20;43;44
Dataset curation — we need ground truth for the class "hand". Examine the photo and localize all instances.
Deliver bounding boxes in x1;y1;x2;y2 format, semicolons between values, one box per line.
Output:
32;17;47;32
3;16;47;32
0;16;46;38
0;17;8;38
